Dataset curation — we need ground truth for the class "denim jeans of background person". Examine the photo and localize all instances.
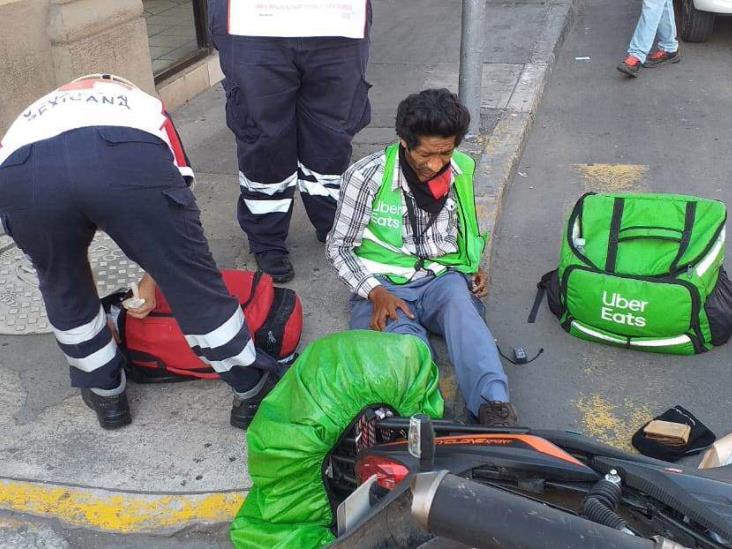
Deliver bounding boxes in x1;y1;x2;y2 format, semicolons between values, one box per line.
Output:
617;0;681;77
0;75;278;431
327;89;518;427
208;0;372;283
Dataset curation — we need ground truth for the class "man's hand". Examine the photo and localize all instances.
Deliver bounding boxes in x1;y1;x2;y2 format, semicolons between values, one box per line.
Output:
471;269;488;298
127;274;157;319
368;286;414;331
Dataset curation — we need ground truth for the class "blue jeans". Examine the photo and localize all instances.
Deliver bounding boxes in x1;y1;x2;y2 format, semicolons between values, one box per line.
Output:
628;0;678;63
349;272;510;416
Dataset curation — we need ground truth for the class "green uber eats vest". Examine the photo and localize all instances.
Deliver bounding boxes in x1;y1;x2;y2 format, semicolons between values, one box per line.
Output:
354;143;487;284
538;192;732;355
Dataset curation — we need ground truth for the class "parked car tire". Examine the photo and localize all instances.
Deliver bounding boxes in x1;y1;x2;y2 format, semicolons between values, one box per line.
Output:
680;0;716;42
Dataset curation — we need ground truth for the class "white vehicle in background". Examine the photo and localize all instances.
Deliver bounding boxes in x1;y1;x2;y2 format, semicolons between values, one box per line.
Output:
679;0;732;42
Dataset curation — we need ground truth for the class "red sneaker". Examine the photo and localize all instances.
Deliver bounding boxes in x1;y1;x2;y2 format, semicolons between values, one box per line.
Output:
644;49;681;67
616;54;642;77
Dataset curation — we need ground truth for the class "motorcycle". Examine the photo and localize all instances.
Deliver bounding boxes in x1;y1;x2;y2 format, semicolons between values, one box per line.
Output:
325;411;732;548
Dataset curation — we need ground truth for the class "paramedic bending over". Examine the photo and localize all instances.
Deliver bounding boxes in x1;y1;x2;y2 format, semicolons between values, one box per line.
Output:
0;75;277;431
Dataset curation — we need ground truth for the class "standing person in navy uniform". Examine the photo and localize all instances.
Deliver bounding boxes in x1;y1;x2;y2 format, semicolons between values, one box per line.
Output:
0;74;278;431
208;0;372;282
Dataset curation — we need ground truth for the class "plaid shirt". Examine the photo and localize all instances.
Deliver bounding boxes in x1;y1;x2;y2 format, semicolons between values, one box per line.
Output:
326;150;463;298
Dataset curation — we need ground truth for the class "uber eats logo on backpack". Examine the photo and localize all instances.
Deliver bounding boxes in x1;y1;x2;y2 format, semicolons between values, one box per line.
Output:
600;291;648;327
373;201;401;229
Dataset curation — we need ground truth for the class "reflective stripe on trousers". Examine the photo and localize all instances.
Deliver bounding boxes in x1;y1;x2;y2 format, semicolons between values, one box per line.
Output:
52;305;121;373
184;306;257;372
238;165;342;214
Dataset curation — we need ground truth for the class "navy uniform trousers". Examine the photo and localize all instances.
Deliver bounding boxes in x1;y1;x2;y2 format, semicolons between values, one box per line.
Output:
208;0;372;252
0;127;273;392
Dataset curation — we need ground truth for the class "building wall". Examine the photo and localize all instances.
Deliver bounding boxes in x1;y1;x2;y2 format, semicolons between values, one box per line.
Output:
0;0;55;135
0;0;154;135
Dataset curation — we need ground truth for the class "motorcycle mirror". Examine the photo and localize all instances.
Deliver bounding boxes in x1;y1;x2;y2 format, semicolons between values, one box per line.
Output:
409;414;435;471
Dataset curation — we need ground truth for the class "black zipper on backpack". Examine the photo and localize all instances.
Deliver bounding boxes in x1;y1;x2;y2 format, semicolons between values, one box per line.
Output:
671;277;704;353
676;214;726;275
268;289;296;330
242;270;264;309
256;288;296;355
618;225;683;233
560;315;574;333
565;193;598;270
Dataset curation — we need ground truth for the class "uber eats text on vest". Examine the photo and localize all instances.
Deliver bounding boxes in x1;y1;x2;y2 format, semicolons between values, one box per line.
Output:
373;201;401;229
601;291;647;327
353;144;486;284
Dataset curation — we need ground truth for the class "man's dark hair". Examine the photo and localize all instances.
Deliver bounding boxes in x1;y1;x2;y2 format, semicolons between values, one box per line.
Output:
395;89;471;150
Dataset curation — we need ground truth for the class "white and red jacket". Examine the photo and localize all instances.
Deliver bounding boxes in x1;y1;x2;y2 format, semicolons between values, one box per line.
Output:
0;78;193;182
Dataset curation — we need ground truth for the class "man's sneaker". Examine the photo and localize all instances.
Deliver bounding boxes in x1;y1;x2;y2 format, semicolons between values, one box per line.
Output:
616;55;641;77
254;251;294;283
81;388;132;430
230;372;278;430
643;49;681;67
478;401;518;428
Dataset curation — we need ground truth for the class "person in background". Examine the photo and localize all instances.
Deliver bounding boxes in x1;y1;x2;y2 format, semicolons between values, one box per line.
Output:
208;0;373;282
0;74;277;431
326;89;518;427
617;0;681;77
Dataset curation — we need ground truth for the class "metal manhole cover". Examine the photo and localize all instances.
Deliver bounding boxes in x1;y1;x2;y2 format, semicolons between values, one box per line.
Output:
0;232;143;335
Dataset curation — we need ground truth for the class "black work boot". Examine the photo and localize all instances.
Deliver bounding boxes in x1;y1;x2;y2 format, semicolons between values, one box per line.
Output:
478;401;518;428
254;251;294;283
81;373;131;430
230;372;278;430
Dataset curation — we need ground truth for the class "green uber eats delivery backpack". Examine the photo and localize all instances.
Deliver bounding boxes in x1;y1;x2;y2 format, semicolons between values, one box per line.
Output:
531;193;732;355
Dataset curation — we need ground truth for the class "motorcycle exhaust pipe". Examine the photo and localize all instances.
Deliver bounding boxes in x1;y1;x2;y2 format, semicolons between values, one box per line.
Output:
411;471;666;549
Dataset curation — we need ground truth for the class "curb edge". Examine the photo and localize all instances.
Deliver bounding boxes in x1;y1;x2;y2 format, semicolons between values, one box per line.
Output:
0;478;246;535
476;0;580;288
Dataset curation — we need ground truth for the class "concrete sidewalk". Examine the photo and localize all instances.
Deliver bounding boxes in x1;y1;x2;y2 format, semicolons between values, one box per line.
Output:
0;0;575;538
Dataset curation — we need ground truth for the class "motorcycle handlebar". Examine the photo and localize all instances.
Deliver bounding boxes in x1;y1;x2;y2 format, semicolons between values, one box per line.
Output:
410;471;669;549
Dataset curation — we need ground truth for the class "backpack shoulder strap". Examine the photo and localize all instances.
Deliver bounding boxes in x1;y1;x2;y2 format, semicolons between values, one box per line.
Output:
528;270;557;323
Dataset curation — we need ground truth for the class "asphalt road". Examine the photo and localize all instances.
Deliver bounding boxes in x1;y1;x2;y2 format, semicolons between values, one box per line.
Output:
486;0;732;454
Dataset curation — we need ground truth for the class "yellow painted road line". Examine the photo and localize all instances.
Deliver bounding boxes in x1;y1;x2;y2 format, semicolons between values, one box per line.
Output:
0;479;246;534
573;163;648;193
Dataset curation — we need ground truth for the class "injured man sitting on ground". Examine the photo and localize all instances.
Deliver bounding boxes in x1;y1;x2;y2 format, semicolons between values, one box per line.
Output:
326;88;518;427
